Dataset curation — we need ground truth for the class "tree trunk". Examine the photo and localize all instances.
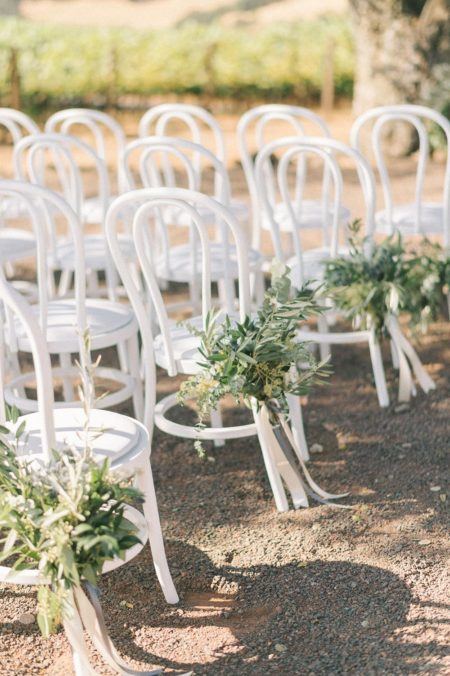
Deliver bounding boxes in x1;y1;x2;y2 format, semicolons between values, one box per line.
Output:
0;0;20;15
349;0;450;114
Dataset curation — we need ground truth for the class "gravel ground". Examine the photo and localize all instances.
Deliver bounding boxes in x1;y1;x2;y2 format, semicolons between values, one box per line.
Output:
0;318;449;675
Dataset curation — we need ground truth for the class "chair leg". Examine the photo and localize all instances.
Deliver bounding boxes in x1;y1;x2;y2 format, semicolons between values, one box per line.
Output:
127;334;144;421
210;405;225;448
390;339;399;369
317;315;331;362
138;459;179;604
60;352;75;402
287;393;309;461
368;333;389;407
253;407;289;512
57;268;72;297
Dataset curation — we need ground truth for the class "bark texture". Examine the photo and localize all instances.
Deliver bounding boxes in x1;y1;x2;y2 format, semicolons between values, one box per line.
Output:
349;0;450;114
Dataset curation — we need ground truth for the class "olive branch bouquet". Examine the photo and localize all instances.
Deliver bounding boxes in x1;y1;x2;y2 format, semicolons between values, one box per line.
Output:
323;220;449;336
178;263;329;456
0;333;143;638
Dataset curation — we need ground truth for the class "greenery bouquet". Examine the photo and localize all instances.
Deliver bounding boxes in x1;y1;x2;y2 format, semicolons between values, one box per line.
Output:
323;221;442;401
179;262;347;510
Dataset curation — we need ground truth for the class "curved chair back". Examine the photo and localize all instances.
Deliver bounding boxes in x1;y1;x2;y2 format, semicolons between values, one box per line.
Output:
255;137;376;285
106;187;251;427
14;132;110;226
0;179;86;336
45;108;127;192
123;136;231;204
0;108;39;148
238;105;332;232
350;104;450;245
139;104;226;174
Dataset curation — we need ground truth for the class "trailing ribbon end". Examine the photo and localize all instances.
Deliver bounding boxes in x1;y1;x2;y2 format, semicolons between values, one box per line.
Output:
386;315;436;403
256;402;351;511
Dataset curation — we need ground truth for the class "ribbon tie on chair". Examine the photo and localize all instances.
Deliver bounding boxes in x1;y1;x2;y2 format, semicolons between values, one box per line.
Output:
63;584;162;676
385;315;436;403
255;401;349;510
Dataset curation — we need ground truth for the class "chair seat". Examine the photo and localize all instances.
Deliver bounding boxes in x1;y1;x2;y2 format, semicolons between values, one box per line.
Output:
262;199;351;232
14;298;137;353
156;242;262;283
0;228;35;263
54;234;135;271
154;317;202;375
376;202;445;235
15;407;148;465
287;246;350;285
82;194;117;224
165;198;249;227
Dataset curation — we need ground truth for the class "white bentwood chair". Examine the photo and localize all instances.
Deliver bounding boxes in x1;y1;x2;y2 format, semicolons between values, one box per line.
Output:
122;135;264;312
0;270;178;675
237;104;351;251
0;180;144;420
139;103;248;223
106;187;310;504
255;136;389;407
350;104;450;247
45;108;127;224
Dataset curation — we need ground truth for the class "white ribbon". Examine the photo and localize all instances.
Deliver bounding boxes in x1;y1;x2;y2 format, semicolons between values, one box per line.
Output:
63;585;162;676
255;402;349;510
386;315;436;403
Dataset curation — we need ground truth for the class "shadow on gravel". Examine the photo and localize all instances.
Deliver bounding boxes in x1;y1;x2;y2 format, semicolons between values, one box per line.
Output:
99;541;448;675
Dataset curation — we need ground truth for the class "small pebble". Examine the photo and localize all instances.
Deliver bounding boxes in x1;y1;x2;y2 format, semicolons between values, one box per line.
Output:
18;613;35;626
361;620;369;628
310;443;324;454
274;644;287;652
418;540;431;546
430;486;441;492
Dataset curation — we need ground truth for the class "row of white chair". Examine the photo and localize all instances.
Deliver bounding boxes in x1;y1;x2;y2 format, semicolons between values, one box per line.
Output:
1;102;449;246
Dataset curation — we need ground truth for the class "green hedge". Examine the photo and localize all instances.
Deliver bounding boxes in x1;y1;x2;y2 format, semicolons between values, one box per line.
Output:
0;17;354;109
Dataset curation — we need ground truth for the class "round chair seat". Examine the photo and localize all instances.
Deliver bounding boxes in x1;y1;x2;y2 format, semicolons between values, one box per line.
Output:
14;298;137;353
262;199;351;233
154;321;202;375
287;246;350;285
156;242;262;283
54;233;135;271
82;194;117;224
163;198;249;227
0;228;35;263
16;407;148;464
375;202;445;235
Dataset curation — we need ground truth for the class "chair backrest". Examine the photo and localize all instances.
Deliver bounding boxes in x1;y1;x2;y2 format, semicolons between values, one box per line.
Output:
237;105;332;228
14;132;110;225
139;104;226;171
123;136;231;204
45;108;127;192
0;179;86;333
106;187;251;429
0;180;87;454
255;137;376;285
0;109;39;181
350;104;450;245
